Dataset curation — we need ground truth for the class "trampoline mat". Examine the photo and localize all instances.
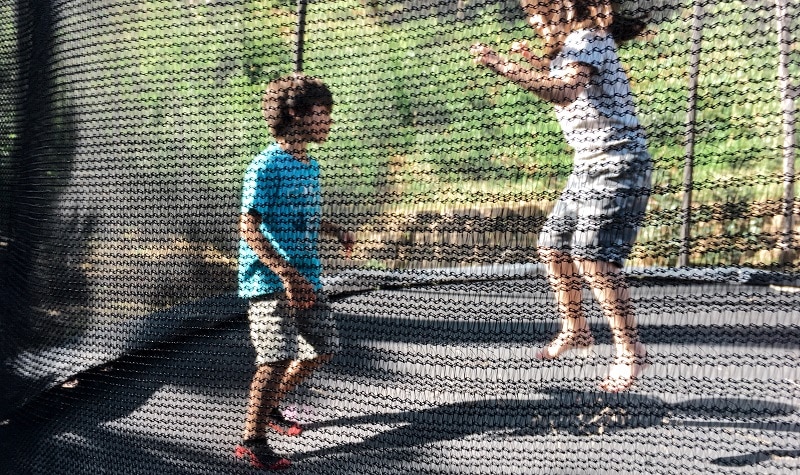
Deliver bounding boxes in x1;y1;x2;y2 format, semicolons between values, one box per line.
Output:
2;279;798;474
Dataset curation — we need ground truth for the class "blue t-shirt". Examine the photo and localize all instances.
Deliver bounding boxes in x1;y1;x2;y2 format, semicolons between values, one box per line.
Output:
238;143;323;299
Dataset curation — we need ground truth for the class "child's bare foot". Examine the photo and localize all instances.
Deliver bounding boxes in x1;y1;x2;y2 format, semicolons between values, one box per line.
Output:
599;342;650;393
535;329;595;360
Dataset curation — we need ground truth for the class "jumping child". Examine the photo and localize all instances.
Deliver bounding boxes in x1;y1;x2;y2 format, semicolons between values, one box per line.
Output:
235;74;353;470
471;0;652;392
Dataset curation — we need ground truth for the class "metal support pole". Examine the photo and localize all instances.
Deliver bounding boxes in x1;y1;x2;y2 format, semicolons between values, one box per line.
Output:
295;0;308;73
679;1;704;267
776;0;796;264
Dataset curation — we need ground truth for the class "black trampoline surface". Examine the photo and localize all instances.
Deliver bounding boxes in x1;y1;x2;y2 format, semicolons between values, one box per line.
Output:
1;277;799;475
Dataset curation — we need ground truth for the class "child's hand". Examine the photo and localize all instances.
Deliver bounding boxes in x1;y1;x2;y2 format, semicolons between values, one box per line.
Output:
284;274;316;310
470;43;499;67
339;230;355;258
470;43;512;74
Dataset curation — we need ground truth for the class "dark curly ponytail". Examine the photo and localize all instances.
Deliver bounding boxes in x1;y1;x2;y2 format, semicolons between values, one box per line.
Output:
573;0;650;43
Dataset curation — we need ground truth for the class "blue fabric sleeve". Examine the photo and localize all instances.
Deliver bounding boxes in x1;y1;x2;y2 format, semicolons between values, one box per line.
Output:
241;155;275;216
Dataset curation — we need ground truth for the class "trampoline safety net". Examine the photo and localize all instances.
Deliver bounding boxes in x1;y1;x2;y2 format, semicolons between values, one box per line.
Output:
1;0;799;474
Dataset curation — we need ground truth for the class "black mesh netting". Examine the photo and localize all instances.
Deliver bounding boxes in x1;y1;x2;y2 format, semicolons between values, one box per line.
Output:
1;0;799;474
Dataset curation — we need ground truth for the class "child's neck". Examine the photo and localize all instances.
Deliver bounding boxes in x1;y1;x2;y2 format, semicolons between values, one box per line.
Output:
277;137;309;164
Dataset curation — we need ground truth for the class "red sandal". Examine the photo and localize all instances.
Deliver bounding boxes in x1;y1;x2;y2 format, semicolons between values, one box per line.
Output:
234;440;291;471
268;407;304;436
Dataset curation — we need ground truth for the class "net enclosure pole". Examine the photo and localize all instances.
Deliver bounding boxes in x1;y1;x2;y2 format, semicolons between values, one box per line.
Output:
777;0;796;264
295;0;308;73
680;1;704;267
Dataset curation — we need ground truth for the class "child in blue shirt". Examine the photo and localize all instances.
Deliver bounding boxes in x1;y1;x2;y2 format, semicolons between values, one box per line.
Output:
235;74;353;470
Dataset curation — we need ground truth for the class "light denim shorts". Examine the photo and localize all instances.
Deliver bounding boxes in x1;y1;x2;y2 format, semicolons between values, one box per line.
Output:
248;293;339;366
537;151;652;265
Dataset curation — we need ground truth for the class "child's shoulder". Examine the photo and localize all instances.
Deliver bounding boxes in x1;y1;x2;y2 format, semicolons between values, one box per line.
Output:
560;28;616;61
244;145;285;179
251;143;290;166
262;143;288;159
248;145;320;178
566;28;612;46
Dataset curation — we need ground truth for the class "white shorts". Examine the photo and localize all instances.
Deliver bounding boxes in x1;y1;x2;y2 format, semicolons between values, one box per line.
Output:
248;293;339;366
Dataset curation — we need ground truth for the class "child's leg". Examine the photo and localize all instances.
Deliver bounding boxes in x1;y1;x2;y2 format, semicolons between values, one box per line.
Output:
243;360;291;440
537;247;594;359
238;370;293;469
280;295;337;397
576;259;647;392
577;259;638;352
243;354;332;440
277;353;333;397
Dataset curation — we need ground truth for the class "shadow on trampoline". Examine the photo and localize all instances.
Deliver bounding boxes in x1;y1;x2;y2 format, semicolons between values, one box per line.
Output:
2;280;798;473
296;388;798;462
712;449;800;467
0;335;255;475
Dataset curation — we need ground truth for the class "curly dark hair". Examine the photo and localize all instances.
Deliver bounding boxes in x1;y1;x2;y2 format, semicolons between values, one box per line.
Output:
261;74;333;138
520;0;649;44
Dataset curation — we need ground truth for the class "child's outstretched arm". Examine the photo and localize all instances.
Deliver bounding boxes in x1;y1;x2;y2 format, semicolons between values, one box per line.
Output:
510;40;550;72
240;212;316;309
470;43;592;107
